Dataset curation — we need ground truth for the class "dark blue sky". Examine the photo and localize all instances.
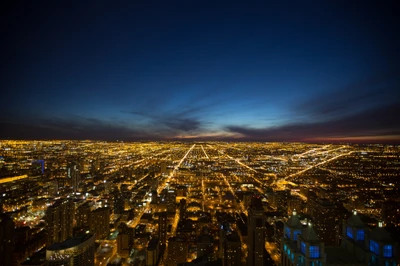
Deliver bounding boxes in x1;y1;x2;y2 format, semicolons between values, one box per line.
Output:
1;1;399;142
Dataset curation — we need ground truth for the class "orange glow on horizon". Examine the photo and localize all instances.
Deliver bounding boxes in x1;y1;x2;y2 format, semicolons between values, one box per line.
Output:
306;135;400;143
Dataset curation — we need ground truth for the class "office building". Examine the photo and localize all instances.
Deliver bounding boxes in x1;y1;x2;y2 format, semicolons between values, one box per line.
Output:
158;212;168;245
46;199;74;246
0;213;15;266
223;232;242;266
247;196;266;266
167;237;187;266
146;236;160;266
117;223;134;258
76;202;91;229
308;198;340;246
90;207;110;240
166;190;176;214
67;162;80;192
197;232;214;261
341;211;398;266
281;210;399;266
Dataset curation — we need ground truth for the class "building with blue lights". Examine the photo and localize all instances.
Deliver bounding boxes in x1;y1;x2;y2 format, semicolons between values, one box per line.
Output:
281;210;325;266
281;210;399;266
342;211;398;266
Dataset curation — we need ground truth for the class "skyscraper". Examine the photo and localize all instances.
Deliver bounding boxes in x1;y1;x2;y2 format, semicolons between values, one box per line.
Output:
90;207;110;240
247;196;266;266
342;211;398;266
117;223;134;258
46;199;74;246
197;231;214;261
0;213;15;266
223;232;242;266
146;236;160;266
76;202;91;229
67;162;80;192
167;237;187;266
309;197;340;246
158;212;167;246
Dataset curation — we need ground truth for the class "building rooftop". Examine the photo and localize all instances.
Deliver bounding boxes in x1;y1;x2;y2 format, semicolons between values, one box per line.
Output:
47;233;94;251
147;236;159;251
301;223;319;242
287;210;302;229
370;222;393;242
346;210;365;228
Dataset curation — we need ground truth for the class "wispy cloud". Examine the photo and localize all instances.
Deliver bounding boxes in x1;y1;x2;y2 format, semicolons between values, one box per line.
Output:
226;102;400;142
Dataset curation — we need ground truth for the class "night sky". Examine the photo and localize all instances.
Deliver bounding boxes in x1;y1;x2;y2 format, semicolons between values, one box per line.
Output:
2;1;399;142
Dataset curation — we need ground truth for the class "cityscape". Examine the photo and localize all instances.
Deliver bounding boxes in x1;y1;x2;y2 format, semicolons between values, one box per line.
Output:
2;1;400;265
0;140;399;265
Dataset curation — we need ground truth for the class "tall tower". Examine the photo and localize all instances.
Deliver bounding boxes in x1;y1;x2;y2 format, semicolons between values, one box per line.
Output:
297;223;325;266
367;222;398;266
90;207;110;240
46;199;74;246
224;231;242;266
76;202;91;229
117;223;134;258
247;196;265;266
312;198;339;246
146;236;160;266
167;237;187;266
281;210;304;266
158;212;167;246
67;162;80;192
197;231;214;261
0;214;15;266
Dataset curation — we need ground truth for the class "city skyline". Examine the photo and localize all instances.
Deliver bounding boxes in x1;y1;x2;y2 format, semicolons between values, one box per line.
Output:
2;1;400;143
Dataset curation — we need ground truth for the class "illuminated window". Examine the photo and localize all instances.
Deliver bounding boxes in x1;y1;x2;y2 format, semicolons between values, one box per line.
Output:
369;240;379;255
356;229;364;240
346;226;353;239
309;246;320;258
285;227;291;238
294;229;301;240
284;244;287;252
383;245;392;258
300;242;306;254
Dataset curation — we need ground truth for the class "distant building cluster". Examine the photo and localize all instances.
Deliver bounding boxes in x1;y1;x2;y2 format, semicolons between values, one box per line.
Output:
0;140;399;265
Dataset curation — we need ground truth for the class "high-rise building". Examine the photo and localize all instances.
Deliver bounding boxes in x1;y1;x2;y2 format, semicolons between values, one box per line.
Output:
0;213;15;266
167;237;187;266
281;210;399;266
197;231;214;261
247;196;265;266
161;161;167;175
270;190;290;211
113;191;124;215
46;199;74;246
146;236;160;266
46;232;95;266
90;207;110;240
287;195;305;216
151;190;158;204
158;212;167;246
308;198;340;246
342;211;398;266
76;202;91;229
117;223;134;258
166;190;176;214
67;162;80;192
179;198;187;218
223;232;242;266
